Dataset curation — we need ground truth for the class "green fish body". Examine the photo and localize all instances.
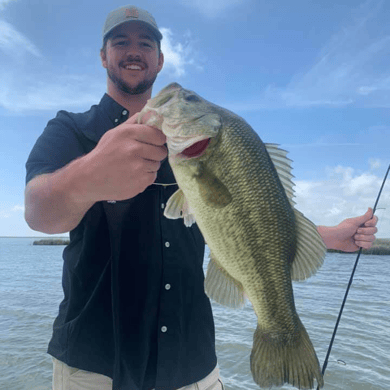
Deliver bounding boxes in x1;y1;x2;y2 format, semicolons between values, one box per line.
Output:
139;83;326;389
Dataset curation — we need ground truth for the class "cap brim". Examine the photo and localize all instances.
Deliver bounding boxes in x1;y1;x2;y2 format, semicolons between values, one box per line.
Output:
103;20;162;41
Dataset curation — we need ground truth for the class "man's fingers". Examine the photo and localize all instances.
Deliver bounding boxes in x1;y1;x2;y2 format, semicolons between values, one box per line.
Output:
364;215;379;227
132;126;166;147
357;226;378;235
354;233;376;242
355;240;373;249
138;143;167;162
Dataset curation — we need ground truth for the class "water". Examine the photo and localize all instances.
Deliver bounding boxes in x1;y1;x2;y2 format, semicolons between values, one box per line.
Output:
0;237;389;390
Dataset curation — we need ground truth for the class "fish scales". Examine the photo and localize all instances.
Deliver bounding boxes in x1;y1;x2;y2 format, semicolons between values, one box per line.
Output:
139;83;326;389
198;116;297;320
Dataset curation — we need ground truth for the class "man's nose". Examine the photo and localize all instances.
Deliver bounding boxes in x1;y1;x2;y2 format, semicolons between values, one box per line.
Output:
125;53;142;61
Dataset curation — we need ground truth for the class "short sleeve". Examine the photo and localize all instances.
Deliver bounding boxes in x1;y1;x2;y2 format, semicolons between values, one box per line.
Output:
25;111;90;185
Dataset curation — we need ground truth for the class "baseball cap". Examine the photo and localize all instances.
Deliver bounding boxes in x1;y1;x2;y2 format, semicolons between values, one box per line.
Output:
103;5;163;42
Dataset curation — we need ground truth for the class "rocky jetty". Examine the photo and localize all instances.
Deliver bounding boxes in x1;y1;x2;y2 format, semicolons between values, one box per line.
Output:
33;238;70;245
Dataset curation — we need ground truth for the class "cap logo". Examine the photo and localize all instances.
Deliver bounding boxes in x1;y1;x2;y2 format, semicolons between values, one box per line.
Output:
125;8;139;19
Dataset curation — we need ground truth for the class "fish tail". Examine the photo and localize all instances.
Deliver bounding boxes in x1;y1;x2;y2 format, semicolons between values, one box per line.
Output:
250;320;324;389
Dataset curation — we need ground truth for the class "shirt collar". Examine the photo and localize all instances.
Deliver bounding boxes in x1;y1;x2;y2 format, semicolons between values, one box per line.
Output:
99;93;130;126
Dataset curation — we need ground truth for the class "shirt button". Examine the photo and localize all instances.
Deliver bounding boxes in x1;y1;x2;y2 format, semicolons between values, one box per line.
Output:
165;284;171;290
114;118;119;123
161;326;167;333
161;203;165;209
165;242;170;248
122;110;128;115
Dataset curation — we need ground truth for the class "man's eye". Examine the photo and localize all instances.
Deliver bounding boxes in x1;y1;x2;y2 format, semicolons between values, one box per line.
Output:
115;41;126;46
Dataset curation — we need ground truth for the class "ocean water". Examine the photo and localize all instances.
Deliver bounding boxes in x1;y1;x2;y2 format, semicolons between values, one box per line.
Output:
0;237;389;390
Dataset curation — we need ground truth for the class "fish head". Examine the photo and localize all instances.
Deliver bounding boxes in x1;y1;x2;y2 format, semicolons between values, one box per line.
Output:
139;83;222;161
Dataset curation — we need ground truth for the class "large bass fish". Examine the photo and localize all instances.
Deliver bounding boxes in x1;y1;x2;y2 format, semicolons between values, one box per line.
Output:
139;83;326;389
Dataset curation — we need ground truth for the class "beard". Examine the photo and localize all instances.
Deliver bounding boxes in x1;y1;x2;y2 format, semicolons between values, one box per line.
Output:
107;67;158;95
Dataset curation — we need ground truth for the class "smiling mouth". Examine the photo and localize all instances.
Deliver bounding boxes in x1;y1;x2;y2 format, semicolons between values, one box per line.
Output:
122;63;145;71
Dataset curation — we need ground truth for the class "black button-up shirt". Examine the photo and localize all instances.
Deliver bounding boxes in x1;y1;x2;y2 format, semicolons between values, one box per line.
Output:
25;94;217;390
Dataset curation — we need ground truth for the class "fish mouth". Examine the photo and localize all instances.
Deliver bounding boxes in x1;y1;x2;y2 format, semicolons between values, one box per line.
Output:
180;138;210;158
164;114;215;158
167;135;211;158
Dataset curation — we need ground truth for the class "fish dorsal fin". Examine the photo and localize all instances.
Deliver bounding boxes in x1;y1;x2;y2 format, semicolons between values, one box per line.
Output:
164;189;196;227
291;209;326;280
264;143;326;280
265;143;296;205
205;250;246;308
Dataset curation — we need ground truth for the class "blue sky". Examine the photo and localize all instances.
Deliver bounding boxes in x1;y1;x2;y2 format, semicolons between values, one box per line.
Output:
0;0;389;237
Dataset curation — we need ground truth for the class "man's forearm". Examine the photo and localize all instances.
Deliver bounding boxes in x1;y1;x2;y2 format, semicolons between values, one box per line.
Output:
24;159;95;234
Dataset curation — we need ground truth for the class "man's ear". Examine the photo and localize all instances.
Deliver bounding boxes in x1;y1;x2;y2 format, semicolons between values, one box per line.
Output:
157;51;164;74
100;49;107;69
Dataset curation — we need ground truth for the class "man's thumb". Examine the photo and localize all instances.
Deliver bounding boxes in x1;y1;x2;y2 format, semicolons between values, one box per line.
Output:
358;207;373;226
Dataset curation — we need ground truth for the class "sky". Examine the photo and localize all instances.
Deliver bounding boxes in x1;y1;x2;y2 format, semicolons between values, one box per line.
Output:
0;0;389;238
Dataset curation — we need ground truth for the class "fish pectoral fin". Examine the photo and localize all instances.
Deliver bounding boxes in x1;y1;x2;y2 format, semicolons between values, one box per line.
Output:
164;189;196;227
290;209;327;281
195;163;232;208
204;251;245;309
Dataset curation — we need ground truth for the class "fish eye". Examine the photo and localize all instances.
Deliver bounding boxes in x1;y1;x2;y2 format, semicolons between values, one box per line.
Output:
184;94;201;102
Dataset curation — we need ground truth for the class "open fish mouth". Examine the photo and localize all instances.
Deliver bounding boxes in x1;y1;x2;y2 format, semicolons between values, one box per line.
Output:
167;135;211;158
180;138;210;158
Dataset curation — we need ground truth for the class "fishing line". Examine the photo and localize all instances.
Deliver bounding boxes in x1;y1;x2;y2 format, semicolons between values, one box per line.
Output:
316;164;390;390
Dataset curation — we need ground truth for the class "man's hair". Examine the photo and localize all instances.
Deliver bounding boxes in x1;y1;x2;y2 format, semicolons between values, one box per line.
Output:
101;32;162;56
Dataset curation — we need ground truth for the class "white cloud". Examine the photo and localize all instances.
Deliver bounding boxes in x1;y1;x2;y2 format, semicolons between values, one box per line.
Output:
178;0;247;18
160;27;200;77
0;204;24;219
294;164;390;238
0;19;41;58
11;205;24;212
282;20;390;108
369;158;382;170
0;0;105;112
0;70;105;112
228;0;390;111
282;1;390;108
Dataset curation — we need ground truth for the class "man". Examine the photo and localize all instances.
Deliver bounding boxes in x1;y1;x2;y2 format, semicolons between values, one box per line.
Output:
24;5;378;390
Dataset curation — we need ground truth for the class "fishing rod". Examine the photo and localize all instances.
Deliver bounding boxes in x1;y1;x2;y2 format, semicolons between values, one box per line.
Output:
316;164;390;390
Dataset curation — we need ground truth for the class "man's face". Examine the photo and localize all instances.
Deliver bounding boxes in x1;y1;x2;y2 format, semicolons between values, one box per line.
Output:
100;22;164;95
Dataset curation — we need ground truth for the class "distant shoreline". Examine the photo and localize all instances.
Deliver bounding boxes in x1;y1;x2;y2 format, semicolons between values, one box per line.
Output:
2;237;390;254
30;237;390;253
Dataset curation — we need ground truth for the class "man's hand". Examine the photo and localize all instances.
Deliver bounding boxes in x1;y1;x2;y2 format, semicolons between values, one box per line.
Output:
78;112;167;202
25;112;167;234
317;208;378;252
